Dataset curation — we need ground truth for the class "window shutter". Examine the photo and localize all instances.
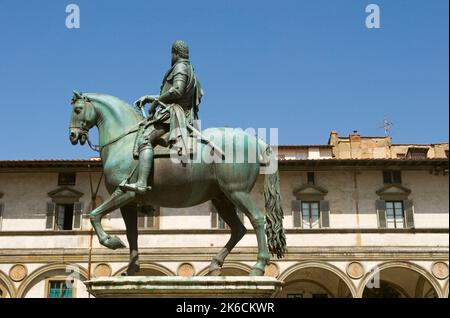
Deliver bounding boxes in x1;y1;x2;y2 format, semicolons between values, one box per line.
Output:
137;211;146;228
73;202;83;229
144;206;155;228
403;200;414;228
382;171;392;184
320;200;330;228
153;206;160;229
46;202;56;229
292;200;302;227
147;213;154;228
210;202;218;228
376;200;387;228
287;200;298;216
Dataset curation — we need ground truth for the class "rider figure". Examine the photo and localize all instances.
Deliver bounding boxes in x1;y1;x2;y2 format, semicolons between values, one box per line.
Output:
120;40;203;194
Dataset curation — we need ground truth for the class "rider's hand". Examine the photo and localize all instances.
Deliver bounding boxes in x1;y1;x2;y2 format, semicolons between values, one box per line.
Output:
135;95;158;108
134;96;148;108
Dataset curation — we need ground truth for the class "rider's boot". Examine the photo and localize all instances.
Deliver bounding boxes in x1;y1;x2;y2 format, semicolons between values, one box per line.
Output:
119;146;153;194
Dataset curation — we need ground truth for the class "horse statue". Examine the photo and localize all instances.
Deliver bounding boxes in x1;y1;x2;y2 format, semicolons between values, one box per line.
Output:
68;91;286;276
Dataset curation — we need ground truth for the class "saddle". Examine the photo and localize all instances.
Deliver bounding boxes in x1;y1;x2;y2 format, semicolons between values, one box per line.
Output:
153;132;197;158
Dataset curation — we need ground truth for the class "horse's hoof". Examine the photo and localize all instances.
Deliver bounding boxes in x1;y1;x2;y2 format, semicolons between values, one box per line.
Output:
126;263;140;276
249;268;265;276
102;235;127;250
207;268;222;276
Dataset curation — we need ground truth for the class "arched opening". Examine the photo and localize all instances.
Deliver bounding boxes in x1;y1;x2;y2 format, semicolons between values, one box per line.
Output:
0;271;15;298
0;284;7;298
220;267;249;276
197;263;252;276
362;266;440;298
280;265;354;298
114;263;175;277
137;268;169;276
18;264;89;298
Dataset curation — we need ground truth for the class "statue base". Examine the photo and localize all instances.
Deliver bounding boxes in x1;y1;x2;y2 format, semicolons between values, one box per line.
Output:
84;276;282;298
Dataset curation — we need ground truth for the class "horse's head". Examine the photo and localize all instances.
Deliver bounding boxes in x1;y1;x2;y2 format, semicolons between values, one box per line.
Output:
69;91;97;145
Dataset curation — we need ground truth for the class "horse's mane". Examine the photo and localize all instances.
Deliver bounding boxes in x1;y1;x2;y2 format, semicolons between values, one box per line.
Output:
84;93;144;121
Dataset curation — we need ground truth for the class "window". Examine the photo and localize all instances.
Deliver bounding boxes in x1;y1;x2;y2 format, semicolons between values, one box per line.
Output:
211;203;244;229
58;173;76;186
312;293;328;298
218;215;227;229
0;203;3;231
376;199;414;229
292;199;330;228
211;212;228;229
445;150;449;158
396;153;406;159
287;294;304;298
55;204;74;230
138;206;159;229
307;172;315;185
406;148;428;160
302;201;320;229
46;202;83;230
385;201;405;229
47;280;73;298
383;170;402;184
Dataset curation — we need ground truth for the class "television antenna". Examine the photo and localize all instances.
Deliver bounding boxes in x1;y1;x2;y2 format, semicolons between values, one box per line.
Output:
380;118;393;136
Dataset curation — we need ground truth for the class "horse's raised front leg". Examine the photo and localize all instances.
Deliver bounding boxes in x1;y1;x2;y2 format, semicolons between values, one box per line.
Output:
120;203;140;276
225;191;270;276
90;189;136;250
207;194;247;276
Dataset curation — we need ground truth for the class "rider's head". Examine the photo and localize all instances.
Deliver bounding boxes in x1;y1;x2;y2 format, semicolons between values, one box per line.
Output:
171;40;189;65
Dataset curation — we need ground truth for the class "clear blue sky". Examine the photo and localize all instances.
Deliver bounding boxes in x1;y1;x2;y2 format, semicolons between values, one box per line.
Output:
0;0;448;159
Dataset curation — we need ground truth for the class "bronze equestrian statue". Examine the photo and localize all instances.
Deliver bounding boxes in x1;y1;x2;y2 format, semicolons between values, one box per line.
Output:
68;40;286;277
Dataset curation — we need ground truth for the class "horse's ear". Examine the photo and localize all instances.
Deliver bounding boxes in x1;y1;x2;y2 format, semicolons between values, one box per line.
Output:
72;90;82;99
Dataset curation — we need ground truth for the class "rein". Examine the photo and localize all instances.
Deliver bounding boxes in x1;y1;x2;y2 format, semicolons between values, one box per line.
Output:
78;123;141;153
72;116;161;153
72;97;168;153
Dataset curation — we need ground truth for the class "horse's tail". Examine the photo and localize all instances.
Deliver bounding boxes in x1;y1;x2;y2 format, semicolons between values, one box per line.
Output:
263;145;287;259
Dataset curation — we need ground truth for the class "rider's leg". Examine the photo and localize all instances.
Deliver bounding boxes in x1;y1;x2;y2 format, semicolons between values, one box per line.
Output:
120;123;168;194
135;145;153;188
119;145;153;194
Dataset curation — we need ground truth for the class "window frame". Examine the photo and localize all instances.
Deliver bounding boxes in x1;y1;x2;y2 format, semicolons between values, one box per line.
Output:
211;205;244;229
45;277;75;298
287;294;304;298
385;200;405;229
307;172;315;185
57;172;77;186
301;201;321;229
138;206;160;229
55;203;75;231
383;170;402;185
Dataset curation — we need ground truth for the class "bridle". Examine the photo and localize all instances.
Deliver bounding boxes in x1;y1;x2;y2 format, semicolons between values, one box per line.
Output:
70;97;144;154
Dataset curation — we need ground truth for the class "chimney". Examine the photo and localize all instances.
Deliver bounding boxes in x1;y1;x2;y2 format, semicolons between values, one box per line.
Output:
350;130;361;142
328;130;338;146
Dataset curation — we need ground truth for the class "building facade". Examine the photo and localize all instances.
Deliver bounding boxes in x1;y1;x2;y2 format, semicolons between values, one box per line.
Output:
0;131;448;298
